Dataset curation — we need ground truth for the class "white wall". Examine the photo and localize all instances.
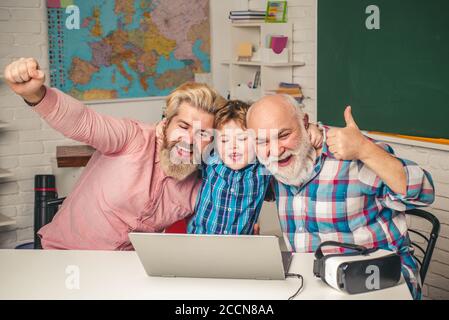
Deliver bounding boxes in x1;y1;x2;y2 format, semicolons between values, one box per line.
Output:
1;0;51;248
1;0;448;300
210;0;231;98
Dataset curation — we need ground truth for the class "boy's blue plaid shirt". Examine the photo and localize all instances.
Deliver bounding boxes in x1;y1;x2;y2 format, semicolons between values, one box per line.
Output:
188;153;271;235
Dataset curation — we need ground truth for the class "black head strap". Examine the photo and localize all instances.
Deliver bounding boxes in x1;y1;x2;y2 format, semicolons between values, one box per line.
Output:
314;241;372;260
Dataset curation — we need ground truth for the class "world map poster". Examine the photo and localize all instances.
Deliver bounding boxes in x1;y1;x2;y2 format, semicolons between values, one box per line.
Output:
46;0;211;100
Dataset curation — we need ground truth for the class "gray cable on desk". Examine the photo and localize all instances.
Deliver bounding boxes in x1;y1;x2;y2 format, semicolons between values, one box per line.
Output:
285;273;304;300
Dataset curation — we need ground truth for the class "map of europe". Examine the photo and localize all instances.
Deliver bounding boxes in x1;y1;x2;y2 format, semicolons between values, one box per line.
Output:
47;0;210;100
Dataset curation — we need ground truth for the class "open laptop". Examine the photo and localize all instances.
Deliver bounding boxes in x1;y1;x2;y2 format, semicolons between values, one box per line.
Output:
258;201;289;252
129;232;292;280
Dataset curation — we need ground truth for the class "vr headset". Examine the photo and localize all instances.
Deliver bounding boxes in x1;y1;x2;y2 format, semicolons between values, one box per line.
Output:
313;241;402;294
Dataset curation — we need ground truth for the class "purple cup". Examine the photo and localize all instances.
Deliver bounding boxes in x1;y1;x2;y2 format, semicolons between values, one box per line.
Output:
271;36;288;54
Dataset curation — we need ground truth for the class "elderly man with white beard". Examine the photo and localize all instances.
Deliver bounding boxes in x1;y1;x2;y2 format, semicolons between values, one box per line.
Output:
247;94;435;300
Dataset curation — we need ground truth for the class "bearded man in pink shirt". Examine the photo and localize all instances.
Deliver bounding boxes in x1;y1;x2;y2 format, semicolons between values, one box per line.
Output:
3;57;226;250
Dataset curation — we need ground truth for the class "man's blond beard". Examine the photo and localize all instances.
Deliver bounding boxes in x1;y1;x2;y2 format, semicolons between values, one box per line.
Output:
262;126;316;187
159;137;199;181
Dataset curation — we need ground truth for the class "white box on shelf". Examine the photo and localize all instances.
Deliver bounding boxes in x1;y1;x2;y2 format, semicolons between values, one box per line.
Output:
262;48;289;63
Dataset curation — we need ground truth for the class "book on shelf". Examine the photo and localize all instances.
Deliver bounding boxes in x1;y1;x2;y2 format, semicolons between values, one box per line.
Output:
229;16;265;20
252;70;261;89
275;87;302;94
229;10;266;22
231;19;265;24
229;10;266;16
229;16;265;21
229;15;266;19
266;82;304;103
279;82;301;88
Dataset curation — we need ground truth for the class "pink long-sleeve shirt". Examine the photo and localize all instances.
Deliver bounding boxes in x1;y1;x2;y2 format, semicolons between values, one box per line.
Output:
35;87;201;250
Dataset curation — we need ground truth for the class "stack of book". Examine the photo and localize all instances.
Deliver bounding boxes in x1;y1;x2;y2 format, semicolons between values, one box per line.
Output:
229;10;266;23
269;82;304;104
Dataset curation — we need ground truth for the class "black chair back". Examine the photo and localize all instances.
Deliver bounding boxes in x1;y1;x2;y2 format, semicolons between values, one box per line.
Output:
406;209;440;283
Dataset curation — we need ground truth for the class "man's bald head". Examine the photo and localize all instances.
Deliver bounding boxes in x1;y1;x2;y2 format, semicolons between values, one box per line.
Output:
247;94;308;132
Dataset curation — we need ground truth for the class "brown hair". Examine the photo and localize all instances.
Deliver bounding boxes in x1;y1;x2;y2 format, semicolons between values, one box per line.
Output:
214;100;250;129
164;82;226;122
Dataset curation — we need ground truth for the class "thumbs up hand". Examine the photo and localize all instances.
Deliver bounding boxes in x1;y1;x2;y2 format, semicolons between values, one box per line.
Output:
326;106;370;160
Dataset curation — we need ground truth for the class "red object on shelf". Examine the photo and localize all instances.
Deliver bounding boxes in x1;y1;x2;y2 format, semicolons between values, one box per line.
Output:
165;218;188;234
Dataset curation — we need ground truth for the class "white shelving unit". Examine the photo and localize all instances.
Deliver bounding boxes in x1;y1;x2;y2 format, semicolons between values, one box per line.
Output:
222;22;305;102
0;76;16;227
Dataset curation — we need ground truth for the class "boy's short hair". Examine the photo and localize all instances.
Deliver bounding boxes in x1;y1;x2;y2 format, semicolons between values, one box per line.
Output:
214;100;250;129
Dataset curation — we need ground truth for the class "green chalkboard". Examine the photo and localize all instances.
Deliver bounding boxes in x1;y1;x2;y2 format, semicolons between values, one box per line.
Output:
318;0;449;139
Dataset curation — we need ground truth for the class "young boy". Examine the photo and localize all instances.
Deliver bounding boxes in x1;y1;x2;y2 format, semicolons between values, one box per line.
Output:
187;100;323;235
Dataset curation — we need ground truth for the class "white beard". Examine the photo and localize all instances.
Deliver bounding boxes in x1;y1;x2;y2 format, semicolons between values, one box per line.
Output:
261;127;317;187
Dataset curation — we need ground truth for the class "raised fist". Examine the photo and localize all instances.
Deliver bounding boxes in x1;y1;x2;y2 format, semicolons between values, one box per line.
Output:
3;57;46;104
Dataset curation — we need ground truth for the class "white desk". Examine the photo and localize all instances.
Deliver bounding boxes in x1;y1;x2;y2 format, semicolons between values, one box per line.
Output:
0;249;411;300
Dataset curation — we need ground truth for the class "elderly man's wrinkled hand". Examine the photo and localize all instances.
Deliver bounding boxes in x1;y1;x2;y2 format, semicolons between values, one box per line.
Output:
307;123;324;149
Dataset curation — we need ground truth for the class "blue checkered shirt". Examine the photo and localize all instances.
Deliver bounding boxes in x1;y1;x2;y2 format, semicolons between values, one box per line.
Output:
188;153;271;235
